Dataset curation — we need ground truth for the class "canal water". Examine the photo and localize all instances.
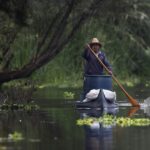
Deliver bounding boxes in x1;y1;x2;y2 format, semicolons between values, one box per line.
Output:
0;86;150;150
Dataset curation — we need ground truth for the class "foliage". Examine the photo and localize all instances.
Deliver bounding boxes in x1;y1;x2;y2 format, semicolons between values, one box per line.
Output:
0;79;37;104
0;103;40;111
76;114;150;127
0;0;149;86
8;131;23;141
63;91;75;99
0;131;23;142
0;79;40;108
0;0;103;84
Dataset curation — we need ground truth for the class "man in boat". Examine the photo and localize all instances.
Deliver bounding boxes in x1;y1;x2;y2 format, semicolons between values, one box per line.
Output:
78;37;116;107
82;37;112;75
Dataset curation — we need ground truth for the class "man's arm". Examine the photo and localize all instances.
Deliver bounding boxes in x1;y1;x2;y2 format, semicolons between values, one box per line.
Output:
82;48;91;61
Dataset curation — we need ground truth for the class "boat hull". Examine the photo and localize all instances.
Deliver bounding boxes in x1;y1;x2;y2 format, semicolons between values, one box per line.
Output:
77;75;117;109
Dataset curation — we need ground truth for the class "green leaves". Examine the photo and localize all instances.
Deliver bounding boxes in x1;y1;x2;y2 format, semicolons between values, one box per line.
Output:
76;114;150;127
63;91;75;99
8;131;23;141
0;131;23;142
0;0;149;84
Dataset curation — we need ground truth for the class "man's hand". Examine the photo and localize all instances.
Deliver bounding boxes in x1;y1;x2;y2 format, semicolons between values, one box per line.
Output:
108;70;112;75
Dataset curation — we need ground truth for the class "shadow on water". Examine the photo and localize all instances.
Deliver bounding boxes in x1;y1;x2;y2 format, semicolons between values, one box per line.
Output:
0;86;150;150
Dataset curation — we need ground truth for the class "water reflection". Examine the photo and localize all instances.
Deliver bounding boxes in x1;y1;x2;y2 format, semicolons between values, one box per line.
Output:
0;110;53;150
78;109;118;150
0;84;149;150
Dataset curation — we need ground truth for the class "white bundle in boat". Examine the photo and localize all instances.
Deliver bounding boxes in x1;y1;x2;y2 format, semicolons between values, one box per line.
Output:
141;97;150;116
83;89;116;103
144;97;150;107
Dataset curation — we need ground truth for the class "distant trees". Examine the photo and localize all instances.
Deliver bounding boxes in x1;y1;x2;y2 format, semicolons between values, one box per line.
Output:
57;0;150;78
0;0;149;84
113;0;150;76
100;0;150;76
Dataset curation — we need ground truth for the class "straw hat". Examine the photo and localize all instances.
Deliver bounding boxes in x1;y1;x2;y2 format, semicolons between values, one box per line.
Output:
90;38;102;47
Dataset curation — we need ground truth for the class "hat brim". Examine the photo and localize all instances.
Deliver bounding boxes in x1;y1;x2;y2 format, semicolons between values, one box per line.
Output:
90;42;102;47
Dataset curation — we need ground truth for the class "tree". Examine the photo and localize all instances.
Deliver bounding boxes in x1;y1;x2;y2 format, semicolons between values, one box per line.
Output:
0;0;103;84
0;0;149;84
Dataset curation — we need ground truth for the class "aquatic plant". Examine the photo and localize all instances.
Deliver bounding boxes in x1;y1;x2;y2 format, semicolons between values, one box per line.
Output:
24;103;40;111
0;131;23;142
8;131;23;141
0;103;40;111
63;91;75;99
76;114;150;127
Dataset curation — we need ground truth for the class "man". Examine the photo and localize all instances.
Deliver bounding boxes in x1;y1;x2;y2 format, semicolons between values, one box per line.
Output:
82;37;112;75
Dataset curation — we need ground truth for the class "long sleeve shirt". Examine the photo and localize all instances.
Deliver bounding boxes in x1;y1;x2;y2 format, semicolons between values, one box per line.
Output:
82;48;112;75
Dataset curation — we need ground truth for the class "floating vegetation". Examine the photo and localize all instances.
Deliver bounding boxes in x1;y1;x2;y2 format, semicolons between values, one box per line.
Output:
8;131;23;141
76;115;150;127
0;103;40;111
63;91;75;99
0;131;23;143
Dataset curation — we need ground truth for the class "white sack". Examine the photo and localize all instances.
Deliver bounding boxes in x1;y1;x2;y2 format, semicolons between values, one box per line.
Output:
83;89;116;103
103;89;116;100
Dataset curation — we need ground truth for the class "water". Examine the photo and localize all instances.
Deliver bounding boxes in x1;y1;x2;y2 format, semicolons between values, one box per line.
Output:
0;86;150;150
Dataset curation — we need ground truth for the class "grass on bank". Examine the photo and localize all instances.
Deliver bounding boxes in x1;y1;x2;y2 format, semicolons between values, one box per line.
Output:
2;73;150;89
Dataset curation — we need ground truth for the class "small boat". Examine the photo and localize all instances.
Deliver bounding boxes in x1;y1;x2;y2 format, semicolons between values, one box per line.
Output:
76;75;118;109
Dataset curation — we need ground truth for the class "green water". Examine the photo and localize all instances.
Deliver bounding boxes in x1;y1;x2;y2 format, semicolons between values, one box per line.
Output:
0;86;150;150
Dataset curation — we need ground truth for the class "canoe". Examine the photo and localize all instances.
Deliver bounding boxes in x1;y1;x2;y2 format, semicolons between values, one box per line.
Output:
76;75;118;109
